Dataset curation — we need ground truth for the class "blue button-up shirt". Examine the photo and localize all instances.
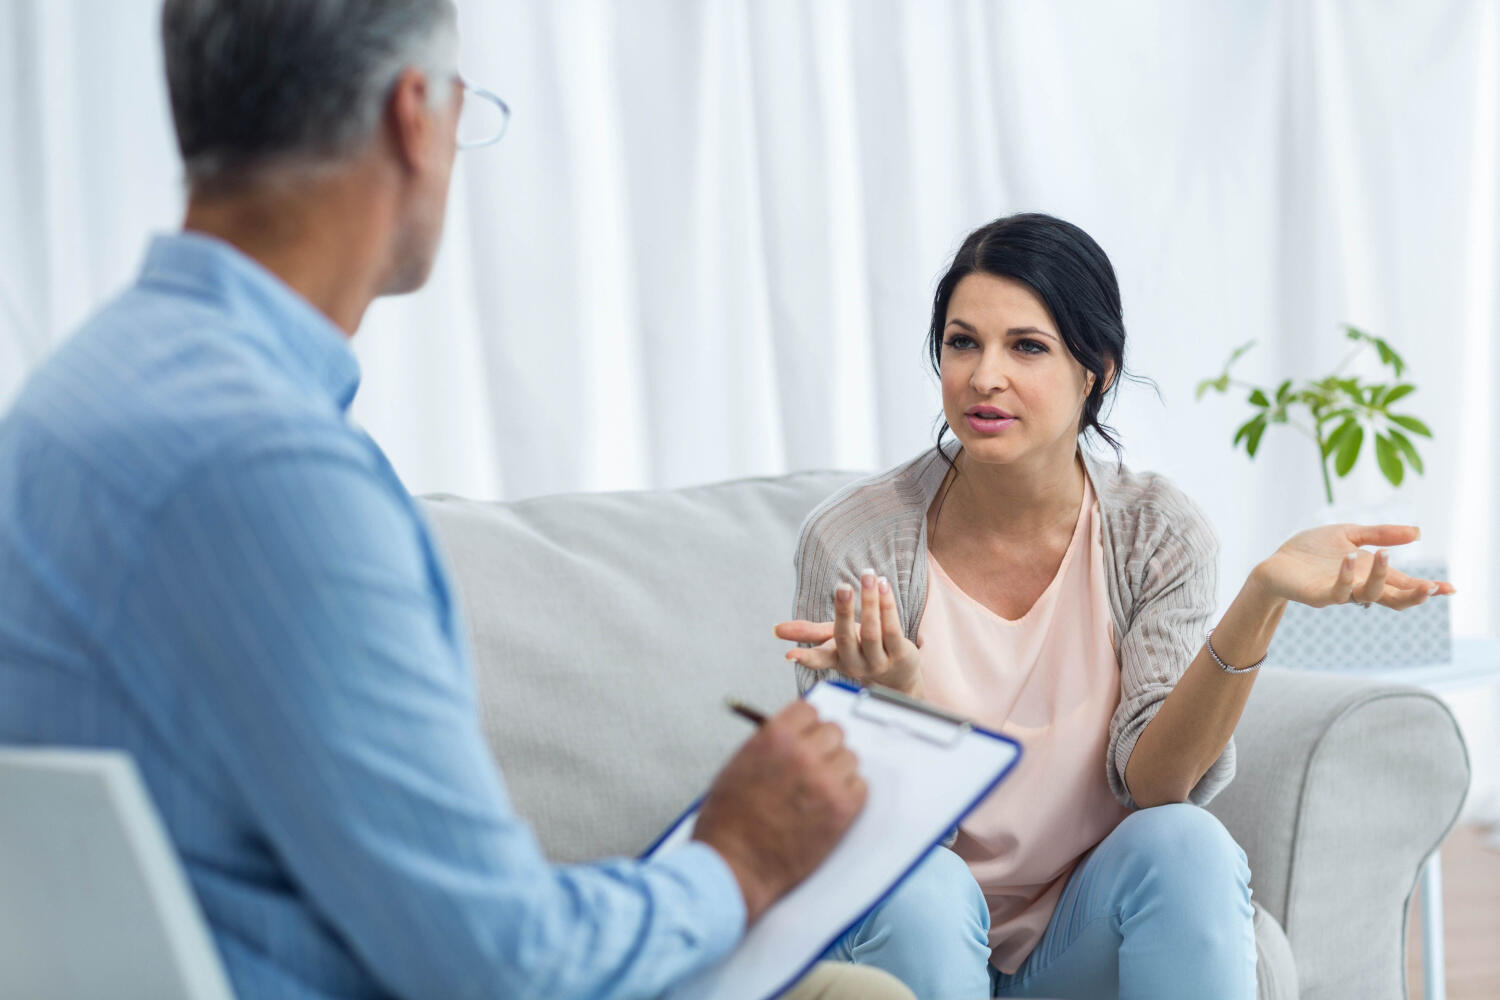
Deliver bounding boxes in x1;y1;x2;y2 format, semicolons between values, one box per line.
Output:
0;233;743;999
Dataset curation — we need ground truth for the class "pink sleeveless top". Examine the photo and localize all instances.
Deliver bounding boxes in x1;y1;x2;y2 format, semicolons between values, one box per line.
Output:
917;475;1131;973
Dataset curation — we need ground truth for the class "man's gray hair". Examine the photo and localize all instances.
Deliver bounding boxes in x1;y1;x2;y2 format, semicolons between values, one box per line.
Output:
161;0;458;192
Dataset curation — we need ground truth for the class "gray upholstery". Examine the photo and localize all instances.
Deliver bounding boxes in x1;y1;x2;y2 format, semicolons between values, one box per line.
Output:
423;470;1470;1000
1206;672;1469;1000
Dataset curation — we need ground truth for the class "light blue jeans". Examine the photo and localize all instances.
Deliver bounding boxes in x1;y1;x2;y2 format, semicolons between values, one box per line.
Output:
824;804;1257;1000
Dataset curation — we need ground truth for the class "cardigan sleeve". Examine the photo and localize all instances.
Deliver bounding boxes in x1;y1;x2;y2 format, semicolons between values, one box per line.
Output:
791;502;844;694
1106;489;1235;810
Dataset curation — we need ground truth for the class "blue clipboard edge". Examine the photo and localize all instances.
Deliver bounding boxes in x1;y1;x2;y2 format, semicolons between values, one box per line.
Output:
639;679;1024;1000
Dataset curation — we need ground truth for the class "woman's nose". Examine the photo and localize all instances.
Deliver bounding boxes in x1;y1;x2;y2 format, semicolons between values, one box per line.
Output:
970;349;1011;394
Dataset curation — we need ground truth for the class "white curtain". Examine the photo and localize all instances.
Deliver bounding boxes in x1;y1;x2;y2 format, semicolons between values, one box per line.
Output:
3;0;1498;640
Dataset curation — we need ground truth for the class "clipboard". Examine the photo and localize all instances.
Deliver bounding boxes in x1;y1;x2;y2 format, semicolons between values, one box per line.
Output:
643;680;1022;1000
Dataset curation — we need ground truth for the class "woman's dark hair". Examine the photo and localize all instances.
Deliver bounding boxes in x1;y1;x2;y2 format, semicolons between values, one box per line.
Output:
927;213;1137;467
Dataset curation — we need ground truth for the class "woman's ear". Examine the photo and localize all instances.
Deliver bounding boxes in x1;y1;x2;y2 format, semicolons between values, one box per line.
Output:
1097;362;1117;395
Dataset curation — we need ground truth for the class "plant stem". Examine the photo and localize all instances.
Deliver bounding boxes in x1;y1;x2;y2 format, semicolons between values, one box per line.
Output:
1313;424;1334;504
1286;419;1318;442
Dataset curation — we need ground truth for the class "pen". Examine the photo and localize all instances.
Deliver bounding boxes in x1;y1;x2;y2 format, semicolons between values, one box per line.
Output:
725;698;769;727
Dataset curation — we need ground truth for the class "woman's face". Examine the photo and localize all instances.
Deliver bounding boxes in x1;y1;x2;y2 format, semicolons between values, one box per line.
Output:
939;272;1100;469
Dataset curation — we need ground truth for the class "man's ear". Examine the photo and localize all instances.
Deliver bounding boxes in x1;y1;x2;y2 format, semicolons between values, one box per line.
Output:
385;67;435;174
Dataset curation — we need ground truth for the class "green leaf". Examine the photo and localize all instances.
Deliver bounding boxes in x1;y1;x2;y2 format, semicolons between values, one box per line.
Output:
1376;338;1408;377
1322;416;1357;459
1245;417;1268;458
1381;383;1415;407
1249;388;1270;408
1388;414;1432;438
1232;416;1257;448
1387;427;1425;475
1195;378;1218;400
1345;325;1366;341
1275;379;1293;404
1226;341;1256;368
1374;434;1404;487
1334;423;1364;476
1299;390;1335;413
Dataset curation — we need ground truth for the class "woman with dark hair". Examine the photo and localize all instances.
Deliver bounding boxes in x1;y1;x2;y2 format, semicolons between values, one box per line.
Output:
775;213;1452;999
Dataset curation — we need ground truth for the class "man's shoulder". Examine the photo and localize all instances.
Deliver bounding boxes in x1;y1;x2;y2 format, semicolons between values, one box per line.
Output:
7;289;367;510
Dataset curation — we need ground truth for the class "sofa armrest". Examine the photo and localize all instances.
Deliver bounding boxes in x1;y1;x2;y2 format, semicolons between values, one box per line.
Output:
1204;668;1469;1000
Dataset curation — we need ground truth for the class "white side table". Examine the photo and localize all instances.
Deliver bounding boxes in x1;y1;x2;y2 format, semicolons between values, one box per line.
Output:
1364;636;1500;1000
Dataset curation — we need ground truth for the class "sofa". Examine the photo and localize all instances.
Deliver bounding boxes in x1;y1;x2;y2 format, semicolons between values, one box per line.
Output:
421;469;1471;1000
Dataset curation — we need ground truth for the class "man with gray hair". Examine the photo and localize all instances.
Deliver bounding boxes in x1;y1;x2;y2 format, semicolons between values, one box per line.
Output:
0;2;915;998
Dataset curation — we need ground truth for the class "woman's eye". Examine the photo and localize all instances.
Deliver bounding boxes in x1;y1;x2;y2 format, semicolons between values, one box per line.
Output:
944;334;977;350
1016;339;1048;355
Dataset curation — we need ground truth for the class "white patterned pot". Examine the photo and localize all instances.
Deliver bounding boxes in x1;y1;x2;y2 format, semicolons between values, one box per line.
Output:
1269;560;1453;669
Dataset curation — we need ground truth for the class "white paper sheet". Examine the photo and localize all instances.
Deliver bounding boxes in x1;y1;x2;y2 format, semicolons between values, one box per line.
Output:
648;681;1022;1000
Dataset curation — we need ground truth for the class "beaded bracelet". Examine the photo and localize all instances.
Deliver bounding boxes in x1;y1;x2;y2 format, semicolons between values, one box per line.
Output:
1204;628;1267;675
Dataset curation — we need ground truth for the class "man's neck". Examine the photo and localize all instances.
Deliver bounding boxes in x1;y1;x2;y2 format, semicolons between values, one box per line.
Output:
182;165;394;336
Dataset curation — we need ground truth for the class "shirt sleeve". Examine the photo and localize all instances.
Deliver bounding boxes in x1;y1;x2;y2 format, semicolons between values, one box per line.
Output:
111;436;744;1000
1107;492;1236;810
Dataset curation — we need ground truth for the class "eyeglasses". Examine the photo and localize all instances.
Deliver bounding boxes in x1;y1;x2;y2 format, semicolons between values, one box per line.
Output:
456;76;510;150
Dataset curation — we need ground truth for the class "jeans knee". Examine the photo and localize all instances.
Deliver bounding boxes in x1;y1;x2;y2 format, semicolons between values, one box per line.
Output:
836;847;993;1000
885;846;989;933
1114;804;1248;893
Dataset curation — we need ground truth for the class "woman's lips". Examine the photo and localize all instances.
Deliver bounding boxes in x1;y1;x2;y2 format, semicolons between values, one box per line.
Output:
965;413;1017;434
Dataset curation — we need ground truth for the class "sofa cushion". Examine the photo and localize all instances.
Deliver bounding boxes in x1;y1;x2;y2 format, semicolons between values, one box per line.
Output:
421;471;859;862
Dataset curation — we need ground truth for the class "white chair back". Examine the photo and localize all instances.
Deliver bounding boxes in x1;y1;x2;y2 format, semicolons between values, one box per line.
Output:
0;749;235;1000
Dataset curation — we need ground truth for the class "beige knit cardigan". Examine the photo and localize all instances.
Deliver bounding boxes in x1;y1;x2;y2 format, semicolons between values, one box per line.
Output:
791;440;1232;810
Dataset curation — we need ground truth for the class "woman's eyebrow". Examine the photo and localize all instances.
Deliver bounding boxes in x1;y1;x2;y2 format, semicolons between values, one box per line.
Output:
1006;326;1057;341
945;318;1058;342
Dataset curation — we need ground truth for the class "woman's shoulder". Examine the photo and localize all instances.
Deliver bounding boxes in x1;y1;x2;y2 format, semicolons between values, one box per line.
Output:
1086;452;1218;558
795;448;945;559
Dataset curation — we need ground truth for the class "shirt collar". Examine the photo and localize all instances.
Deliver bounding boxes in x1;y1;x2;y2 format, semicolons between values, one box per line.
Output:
137;231;362;411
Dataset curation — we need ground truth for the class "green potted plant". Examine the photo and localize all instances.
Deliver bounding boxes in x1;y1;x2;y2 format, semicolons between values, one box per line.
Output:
1197;325;1450;668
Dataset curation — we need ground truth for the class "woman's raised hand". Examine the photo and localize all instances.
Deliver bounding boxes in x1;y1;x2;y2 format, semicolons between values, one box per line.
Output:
1252;523;1455;610
773;569;924;697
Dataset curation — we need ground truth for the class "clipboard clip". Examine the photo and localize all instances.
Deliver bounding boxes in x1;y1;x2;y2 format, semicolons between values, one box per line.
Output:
852;685;972;749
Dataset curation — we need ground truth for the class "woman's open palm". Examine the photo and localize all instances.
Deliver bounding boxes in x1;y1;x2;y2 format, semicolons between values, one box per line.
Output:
1257;523;1454;610
773;569;923;696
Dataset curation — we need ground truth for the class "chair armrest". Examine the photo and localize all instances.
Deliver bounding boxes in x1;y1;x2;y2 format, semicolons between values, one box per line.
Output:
1205;668;1469;1000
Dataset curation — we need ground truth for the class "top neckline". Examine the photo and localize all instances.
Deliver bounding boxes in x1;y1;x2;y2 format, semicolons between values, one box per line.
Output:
926;474;1095;626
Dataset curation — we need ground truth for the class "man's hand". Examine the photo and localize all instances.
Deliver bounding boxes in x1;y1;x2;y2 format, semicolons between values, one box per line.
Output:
692;700;866;924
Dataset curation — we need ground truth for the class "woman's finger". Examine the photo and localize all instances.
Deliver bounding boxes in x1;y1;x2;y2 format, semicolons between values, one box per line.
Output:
1381;567;1457;597
1381;566;1441;591
878;576;903;652
785;636;835;659
786;638;837;671
832;582;865;678
1353;549;1390;604
1346;524;1421;548
1379;580;1432;611
774;620;835;644
858;569;885;667
1331;551;1358;604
